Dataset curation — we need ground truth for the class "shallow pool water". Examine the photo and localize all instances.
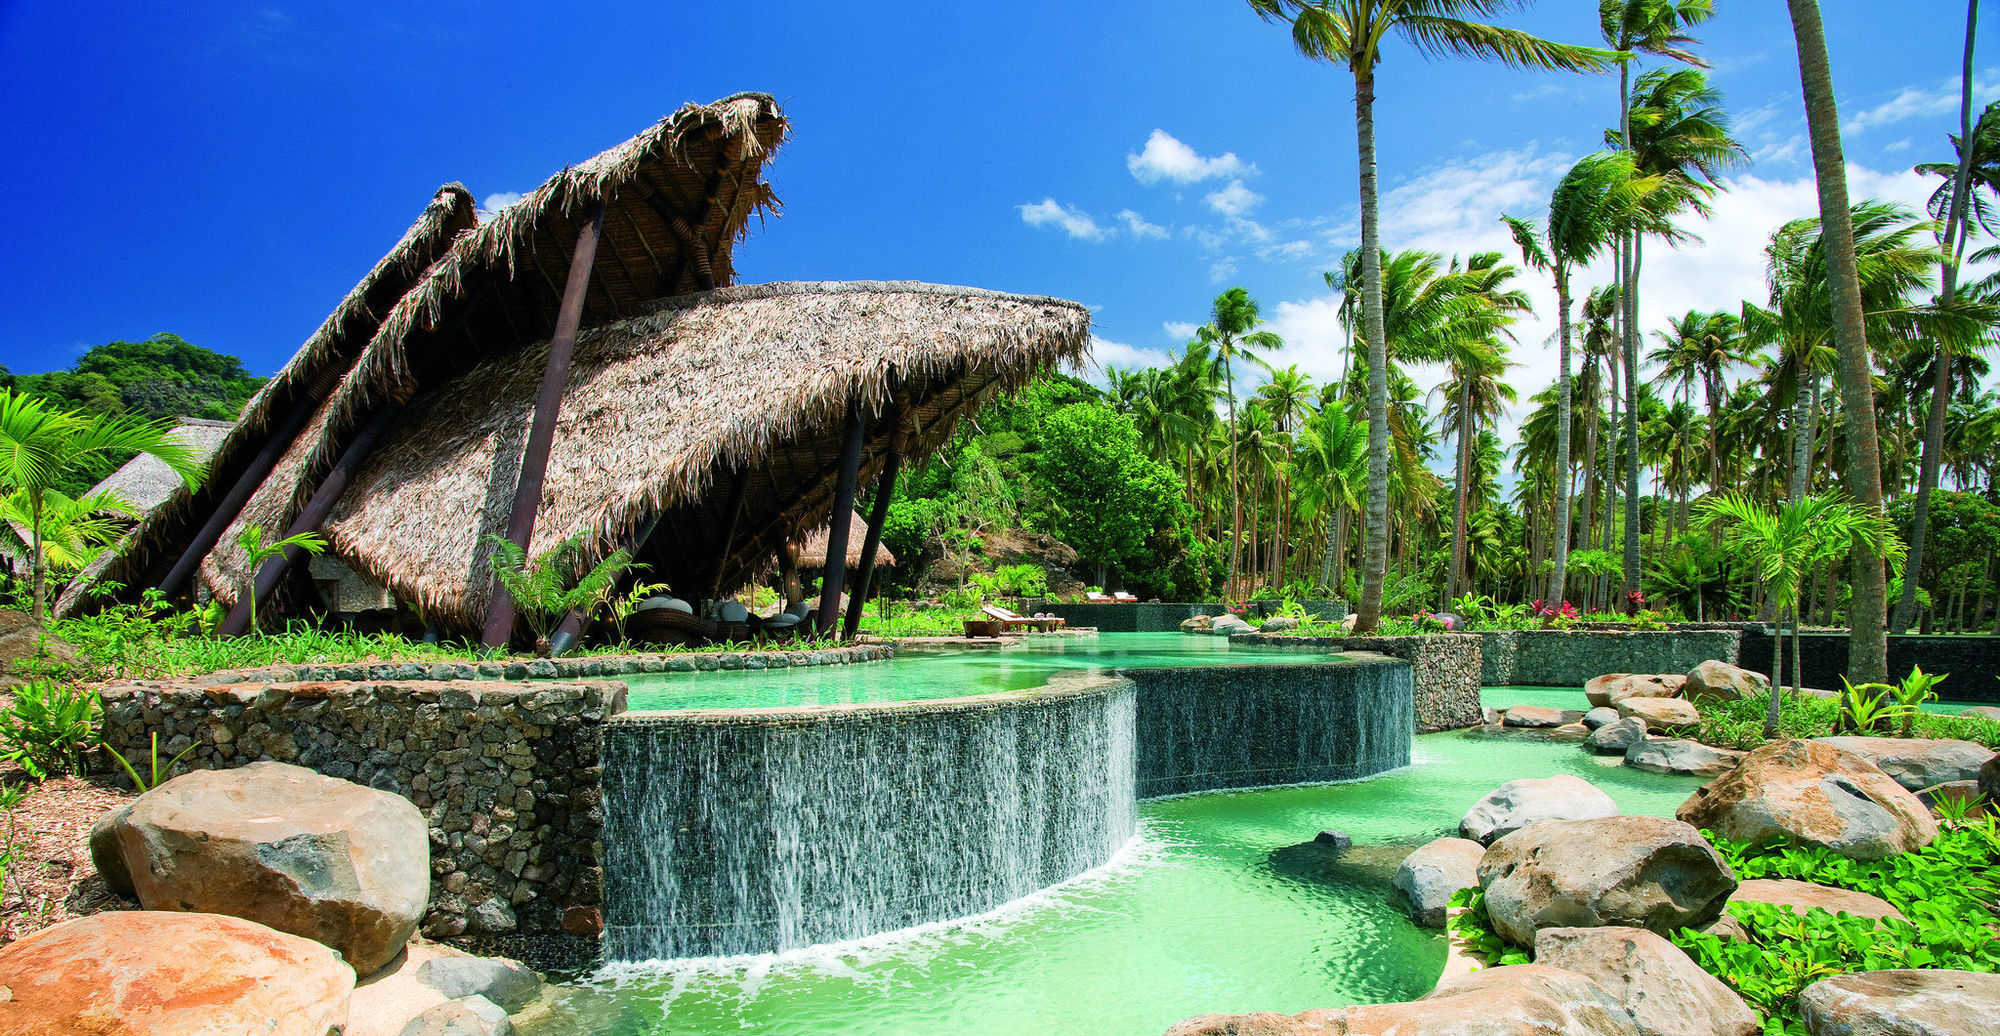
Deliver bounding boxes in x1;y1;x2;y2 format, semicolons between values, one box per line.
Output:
619;633;1330;711
567;728;1704;1035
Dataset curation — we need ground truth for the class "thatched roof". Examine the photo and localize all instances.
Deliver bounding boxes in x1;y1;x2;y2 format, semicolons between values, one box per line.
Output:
799;511;896;568
56;185;478;617
93;93;790;614
86;418;235;515
306;281;1088;628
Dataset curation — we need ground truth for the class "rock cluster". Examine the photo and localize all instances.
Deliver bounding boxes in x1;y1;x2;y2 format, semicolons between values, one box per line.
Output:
1458;774;1618;844
1677;739;1937;860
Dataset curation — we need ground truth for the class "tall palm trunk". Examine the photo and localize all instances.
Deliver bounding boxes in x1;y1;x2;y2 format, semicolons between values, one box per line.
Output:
1602;348;1621;611
1550;276;1575;604
1354;62;1391;633
1577;371;1600;606
1789;371;1815;503
1897;0;1980;633
28;494;45;625
1451;380;1471;600
1226;367;1242;597
1788;0;1890;682
1622;238;1644;611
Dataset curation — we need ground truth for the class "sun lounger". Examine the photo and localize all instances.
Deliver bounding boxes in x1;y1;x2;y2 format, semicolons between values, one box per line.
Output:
980;603;1065;632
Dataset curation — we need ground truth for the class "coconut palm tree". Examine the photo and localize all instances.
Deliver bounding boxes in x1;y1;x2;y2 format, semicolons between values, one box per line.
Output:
0;488;136;574
1784;0;1893;681
1248;0;1611;631
1647;308;1744;497
0;388;200;623
1197;287;1282;596
1297;404;1369;593
1439;338;1519;599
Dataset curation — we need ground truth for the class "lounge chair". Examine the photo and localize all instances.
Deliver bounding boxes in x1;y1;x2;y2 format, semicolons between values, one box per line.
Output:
1086;591;1114;603
1112;591;1138;603
980;603;1065;632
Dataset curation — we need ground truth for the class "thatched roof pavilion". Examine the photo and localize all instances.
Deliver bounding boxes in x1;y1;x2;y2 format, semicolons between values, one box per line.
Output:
56;184;478;616
311;281;1085;629
87;418;235;515
800;511;896;569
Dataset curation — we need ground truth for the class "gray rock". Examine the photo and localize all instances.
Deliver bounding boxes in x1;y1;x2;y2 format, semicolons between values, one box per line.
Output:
1535;926;1759;1036
467;896;518;935
1313;829;1352;851
1504;705;1568;728
1179;615;1213;634
1961;705;2000;723
1392;836;1485;928
1259;616;1299;633
1677;740;1937;861
90;760;429;975
415;956;543;1012
1477;815;1737;947
1461;774;1619;844
1586;674;1684;708
1982;751;2000;805
1814;737;1993;792
1684;661;1769;704
1615;696;1702;733
1482;706;1503;726
398;995;514;1036
1583;707;1621;730
1799;970;2000;1036
1730;877;1905;923
1586;717;1651;756
1625;739;1745;778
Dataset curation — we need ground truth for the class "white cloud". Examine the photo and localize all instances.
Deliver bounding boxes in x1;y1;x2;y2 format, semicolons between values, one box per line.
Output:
1127;129;1252;185
1085;335;1173;381
1209;258;1240;283
1884;138;1914;153
479;191;526;216
1163;320;1199;340
1205;179;1265;218
1116;209;1170;239
1844;69;1998;134
1019;197;1109;241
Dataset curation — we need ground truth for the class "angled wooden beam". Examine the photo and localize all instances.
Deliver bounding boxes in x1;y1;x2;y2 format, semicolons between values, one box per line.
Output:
842;449;901;640
815;404;867;636
642;194;717;291
481;201;607;650
157;399;319;598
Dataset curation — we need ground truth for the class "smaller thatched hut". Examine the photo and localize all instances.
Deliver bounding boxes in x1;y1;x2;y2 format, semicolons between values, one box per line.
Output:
800;511;897;569
86;418;234;516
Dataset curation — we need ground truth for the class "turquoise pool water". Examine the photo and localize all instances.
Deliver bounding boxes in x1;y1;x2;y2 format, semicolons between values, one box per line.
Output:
563;729;1705;1035
619;633;1330;711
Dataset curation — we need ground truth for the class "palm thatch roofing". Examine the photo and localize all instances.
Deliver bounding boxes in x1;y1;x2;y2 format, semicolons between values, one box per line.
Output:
799;511;895;568
56;185;478;617
302;281;1088;629
186;93;789;607
86;418;235;515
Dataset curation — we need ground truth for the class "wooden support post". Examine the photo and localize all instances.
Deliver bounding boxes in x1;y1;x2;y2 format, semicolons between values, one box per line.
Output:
215;405;400;637
780;541;801;608
481;201;606;650
816;405;867;636
707;467;751;599
158;399;319;597
843;450;901;640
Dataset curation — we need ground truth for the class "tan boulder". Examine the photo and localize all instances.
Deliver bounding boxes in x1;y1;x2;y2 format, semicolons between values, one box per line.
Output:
90;760;430;974
1624;738;1744;778
1800;970;2000;1036
1534;926;1759;1036
1503;705;1568;728
1684;661;1769;704
1477;816;1736;947
1166;964;1639;1036
1728;878;1905;923
1586;674;1685;708
1813;736;1992;792
1458;774;1618;845
1676;740;1937;860
1616;697;1702;733
0;911;353;1035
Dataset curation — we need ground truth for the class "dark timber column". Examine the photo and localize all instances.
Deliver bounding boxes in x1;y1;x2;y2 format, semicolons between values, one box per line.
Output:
158;400;320;597
481;202;606;650
215;405;401;637
842;450;901;640
815;404;867;636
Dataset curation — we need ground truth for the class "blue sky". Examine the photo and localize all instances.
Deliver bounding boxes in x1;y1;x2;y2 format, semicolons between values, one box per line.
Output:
2;0;1989;449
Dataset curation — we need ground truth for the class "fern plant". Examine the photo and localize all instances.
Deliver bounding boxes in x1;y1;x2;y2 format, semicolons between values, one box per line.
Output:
485;534;638;654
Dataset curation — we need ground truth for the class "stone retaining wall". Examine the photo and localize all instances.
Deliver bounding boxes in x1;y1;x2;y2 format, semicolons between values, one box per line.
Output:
1477;629;1742;687
95;644;895;939
1227;633;1482;732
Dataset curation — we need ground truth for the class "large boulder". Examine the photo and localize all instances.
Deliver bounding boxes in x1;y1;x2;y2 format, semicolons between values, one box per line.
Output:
1961;705;2000;723
1676;740;1937;861
1179;615;1213;634
1684;661;1769;704
1616;696;1702;733
1166;964;1639;1036
1982;752;2000;804
1477;816;1737;947
1586;674;1685;708
1729;878;1905;923
90;760;430;974
1393;836;1485;928
1625;739;1745;778
1503;705;1568;728
1583;706;1622;730
1799;970;2000;1036
1459;774;1619;845
1585;716;1651;756
397;995;514;1036
415;956;543;1013
1259;615;1300;633
1534;926;1759;1036
0;911;354;1035
1813;737;1993;792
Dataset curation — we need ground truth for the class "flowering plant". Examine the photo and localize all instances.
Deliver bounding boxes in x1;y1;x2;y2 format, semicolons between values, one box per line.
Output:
1529;599;1579;628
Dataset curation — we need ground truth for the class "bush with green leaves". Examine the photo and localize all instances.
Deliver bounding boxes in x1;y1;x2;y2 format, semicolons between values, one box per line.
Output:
970;563;1049;600
0;680;101;779
485;533;638;651
1692;686;2000;751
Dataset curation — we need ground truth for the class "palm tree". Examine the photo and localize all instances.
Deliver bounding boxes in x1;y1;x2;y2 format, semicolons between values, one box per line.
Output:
1256;366;1316;585
0;488;136;574
1785;0;1893;682
0;389;200;623
1248;0;1611;631
1197;287;1282;596
1647;308;1744;498
1439;337;1519;600
1296;404;1369;593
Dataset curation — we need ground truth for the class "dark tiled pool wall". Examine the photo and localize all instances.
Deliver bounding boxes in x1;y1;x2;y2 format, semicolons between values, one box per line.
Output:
1128;655;1412;798
601;677;1138;959
1738;632;2000;703
1226;633;1481;732
1477;630;1744;687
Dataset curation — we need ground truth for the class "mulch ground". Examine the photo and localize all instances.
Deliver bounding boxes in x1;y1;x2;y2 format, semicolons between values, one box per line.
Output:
0;764;135;944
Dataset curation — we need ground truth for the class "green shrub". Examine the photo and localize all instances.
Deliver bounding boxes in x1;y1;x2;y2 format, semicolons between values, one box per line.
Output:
0;680;101;779
1692;689;2000;751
